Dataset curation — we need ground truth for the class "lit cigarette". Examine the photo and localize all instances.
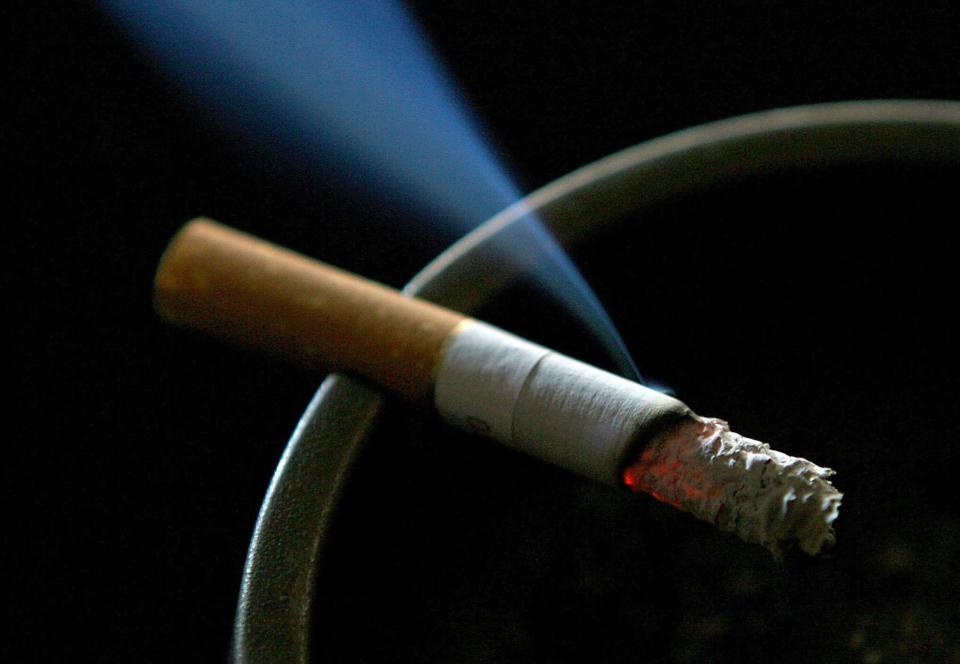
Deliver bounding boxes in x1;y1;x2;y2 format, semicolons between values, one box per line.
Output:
155;218;842;556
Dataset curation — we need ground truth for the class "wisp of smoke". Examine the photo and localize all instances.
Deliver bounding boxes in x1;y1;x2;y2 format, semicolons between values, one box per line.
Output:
103;0;646;381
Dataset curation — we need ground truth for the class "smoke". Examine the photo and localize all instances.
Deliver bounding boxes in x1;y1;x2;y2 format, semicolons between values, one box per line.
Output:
103;0;642;380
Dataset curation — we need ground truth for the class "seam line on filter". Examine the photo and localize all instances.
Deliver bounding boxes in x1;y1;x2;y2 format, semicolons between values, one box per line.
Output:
510;350;551;444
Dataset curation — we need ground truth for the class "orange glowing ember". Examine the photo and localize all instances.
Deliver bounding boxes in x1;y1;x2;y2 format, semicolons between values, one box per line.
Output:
621;420;725;520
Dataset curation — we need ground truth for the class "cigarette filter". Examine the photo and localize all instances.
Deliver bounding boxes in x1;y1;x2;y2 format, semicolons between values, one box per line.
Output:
155;218;842;556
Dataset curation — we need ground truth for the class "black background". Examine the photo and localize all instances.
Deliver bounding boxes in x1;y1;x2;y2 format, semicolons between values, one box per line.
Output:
10;2;960;661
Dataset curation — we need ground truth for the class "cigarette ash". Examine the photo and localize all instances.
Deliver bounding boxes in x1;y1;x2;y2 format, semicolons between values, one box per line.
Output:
623;416;842;556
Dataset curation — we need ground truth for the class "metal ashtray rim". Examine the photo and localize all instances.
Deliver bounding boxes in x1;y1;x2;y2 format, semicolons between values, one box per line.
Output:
231;99;960;664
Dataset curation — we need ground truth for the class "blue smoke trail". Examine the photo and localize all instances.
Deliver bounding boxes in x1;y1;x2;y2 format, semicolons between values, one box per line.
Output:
102;0;643;381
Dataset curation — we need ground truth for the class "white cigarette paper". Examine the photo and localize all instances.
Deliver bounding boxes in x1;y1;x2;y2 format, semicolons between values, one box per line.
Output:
434;321;690;484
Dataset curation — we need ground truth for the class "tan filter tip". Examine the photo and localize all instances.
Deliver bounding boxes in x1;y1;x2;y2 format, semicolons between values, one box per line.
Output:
154;218;465;401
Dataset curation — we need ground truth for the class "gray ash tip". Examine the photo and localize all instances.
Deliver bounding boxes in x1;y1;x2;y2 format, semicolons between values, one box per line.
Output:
624;416;843;556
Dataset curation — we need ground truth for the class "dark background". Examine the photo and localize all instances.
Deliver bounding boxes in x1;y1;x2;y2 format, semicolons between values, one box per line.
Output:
10;2;960;661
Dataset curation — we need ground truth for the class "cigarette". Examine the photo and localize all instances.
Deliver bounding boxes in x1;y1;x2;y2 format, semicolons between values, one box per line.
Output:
154;218;842;556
